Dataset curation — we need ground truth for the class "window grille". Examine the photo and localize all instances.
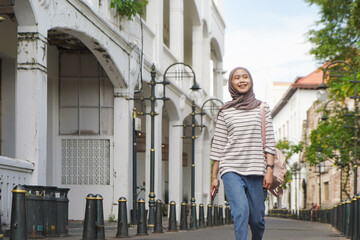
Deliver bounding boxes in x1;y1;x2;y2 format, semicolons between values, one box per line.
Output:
61;139;110;185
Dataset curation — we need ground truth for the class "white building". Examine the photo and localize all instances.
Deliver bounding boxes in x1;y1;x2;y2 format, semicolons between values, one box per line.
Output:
0;0;225;224
270;67;323;211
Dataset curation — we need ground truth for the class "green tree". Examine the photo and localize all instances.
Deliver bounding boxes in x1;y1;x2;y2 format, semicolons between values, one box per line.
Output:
305;1;360;100
276;139;303;188
304;102;353;168
305;0;360;65
108;0;148;20
303;101;354;198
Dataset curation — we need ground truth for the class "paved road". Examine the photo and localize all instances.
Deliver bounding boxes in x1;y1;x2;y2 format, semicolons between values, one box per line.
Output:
3;217;346;239
119;217;345;240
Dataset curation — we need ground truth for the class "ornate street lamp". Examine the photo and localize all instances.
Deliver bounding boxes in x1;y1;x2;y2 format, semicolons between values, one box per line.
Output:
166;62;223;230
291;163;302;217
318;61;359;195
173;97;223;229
320;99;347;202
166;62;200;230
129;64;170;230
315;148;323;209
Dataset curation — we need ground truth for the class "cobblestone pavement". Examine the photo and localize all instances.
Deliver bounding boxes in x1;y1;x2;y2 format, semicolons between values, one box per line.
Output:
3;217;348;239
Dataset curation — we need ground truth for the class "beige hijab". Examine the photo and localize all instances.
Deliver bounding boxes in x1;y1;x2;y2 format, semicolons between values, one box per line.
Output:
220;67;262;111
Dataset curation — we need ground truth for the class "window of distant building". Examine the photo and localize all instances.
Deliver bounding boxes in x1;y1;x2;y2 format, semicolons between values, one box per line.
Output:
324;181;329;201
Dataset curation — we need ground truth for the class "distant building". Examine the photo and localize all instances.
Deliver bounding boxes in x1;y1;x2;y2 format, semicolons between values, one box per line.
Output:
265;82;291;109
301;95;358;209
0;0;225;224
271;66;323;212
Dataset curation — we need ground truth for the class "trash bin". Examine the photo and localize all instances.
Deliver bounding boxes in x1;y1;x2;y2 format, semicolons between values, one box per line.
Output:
43;186;58;237
56;188;70;237
24;185;45;239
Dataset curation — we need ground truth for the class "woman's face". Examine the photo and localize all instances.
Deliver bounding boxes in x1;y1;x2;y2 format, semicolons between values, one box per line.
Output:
231;69;252;94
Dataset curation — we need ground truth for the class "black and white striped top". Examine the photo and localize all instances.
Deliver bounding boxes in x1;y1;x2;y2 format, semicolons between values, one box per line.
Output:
210;103;276;177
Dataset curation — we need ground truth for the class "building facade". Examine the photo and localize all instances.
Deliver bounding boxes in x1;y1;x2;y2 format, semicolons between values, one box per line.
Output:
0;0;225;224
270;67;323;212
302;98;360;209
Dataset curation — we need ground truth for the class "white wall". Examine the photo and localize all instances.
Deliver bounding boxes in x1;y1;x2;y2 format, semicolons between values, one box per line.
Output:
272;88;318;210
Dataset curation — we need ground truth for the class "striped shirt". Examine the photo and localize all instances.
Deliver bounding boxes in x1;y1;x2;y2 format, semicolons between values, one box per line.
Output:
210;103;276;177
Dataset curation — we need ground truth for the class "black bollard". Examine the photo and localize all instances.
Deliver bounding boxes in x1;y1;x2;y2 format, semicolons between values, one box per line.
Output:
206;204;213;227
137;198;147;236
154;199;163;233
225;203;230;224
168;201;177;232
116;197;129;238
10;185;27;240
213;204;219;226
351;196;357;240
198;204;205;228
95;194;105;240
82;194;97;240
219;205;224;225
356;193;360;240
189;202;198;230
180;202;188;230
0;188;2;239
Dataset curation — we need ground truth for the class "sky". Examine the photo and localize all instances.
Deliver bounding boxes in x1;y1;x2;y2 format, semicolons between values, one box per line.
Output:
222;0;321;102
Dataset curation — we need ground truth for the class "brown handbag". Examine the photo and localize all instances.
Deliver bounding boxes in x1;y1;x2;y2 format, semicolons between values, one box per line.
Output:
260;102;286;198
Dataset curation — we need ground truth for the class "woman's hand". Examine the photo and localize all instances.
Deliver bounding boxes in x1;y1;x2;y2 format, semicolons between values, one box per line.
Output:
211;161;220;194
211;178;219;194
263;169;273;190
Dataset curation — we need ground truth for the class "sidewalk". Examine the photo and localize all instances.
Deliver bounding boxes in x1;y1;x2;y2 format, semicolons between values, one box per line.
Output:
2;216;348;239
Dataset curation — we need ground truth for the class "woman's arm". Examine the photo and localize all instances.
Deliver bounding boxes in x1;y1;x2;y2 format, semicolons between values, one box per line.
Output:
263;153;274;189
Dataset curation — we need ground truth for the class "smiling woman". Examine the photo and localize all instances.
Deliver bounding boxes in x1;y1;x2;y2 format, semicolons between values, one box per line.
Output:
210;66;276;240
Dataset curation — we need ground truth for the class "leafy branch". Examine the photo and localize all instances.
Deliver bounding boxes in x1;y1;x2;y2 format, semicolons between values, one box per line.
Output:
276;139;303;189
108;0;148;20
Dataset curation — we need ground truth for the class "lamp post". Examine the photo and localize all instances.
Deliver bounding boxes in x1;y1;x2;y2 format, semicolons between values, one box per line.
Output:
165;63;223;230
291;164;301;216
320;100;347;202
316;148;323;209
174;97;223;229
128;64;170;229
166;62;200;230
318;60;359;195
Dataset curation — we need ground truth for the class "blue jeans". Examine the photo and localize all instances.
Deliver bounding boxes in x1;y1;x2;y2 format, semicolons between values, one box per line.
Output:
222;172;267;240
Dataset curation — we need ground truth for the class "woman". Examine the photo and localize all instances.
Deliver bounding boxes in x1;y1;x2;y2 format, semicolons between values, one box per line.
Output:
210;67;276;240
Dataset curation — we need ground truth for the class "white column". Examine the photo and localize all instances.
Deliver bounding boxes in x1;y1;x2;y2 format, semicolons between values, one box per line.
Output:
169;0;184;61
202;35;211;96
113;90;132;210
15;31;47;185
195;130;204;205
168;120;183;221
213;62;224;100
192;25;203;90
154;102;164;202
201;131;211;204
145;0;163;66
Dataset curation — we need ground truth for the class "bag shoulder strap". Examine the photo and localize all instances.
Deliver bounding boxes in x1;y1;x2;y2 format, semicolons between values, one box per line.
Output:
260;102;266;150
